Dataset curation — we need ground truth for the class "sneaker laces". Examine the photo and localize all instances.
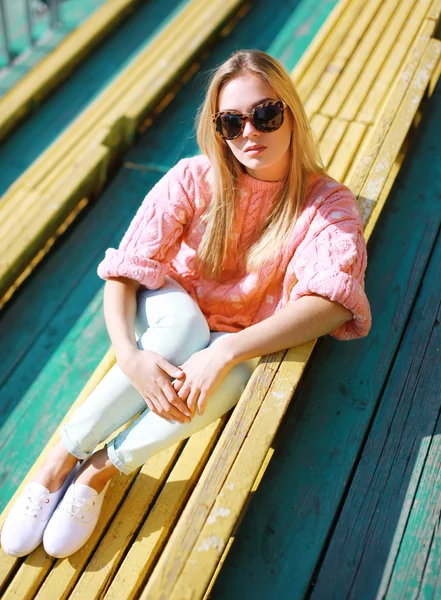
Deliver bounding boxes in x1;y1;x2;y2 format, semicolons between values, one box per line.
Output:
60;494;95;520
25;492;48;518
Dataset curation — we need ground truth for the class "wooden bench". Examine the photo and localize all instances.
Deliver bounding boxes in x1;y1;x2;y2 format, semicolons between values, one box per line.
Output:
0;0;440;598
0;0;247;308
0;0;149;143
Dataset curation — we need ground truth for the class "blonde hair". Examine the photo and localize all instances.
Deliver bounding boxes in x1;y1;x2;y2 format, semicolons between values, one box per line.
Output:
195;49;325;279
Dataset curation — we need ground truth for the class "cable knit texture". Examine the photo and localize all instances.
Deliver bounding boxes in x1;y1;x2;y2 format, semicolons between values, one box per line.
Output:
98;154;371;340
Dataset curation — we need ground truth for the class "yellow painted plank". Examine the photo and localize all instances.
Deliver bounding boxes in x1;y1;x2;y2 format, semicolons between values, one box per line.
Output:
0;0;238;205
349;24;437;201
321;0;413;119
309;113;330;142
103;419;226;600
356;0;435;124
294;0;366;101
0;132;111;252
318;118;348;168
0;0;246;303
163;342;315;600
336;0;425;121
327;121;368;182
0;145;110;297
136;353;282;599
357;38;441;224
35;444;182;600
427;0;441;20
0;0;145;142
302;0;383;116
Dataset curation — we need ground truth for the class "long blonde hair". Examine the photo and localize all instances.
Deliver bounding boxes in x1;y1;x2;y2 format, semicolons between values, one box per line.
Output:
195;49;325;279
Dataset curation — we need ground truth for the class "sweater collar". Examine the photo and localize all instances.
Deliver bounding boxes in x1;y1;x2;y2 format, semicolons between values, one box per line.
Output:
238;169;286;192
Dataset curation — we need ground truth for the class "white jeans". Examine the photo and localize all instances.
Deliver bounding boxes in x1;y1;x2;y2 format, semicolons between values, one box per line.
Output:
60;277;260;474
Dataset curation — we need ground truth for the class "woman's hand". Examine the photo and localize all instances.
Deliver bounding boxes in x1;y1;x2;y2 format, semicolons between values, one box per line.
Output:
172;345;235;417
119;348;191;424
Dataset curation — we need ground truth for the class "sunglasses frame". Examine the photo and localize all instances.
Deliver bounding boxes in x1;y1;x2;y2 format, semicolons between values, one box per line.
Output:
212;99;287;140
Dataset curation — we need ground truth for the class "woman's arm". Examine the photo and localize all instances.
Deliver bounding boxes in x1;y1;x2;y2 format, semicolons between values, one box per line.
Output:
219;294;353;365
104;277;191;424
174;295;352;416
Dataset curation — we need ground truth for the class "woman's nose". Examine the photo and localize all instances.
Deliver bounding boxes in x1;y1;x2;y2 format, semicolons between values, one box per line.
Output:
242;117;260;137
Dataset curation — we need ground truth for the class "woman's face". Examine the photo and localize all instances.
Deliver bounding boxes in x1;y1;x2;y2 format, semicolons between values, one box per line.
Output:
217;72;293;181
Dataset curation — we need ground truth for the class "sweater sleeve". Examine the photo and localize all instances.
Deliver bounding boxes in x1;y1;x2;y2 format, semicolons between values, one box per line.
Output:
286;186;372;340
97;159;195;289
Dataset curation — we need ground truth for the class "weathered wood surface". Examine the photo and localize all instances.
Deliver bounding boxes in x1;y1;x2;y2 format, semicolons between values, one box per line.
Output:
211;76;441;600
0;0;147;142
1;0;440;597
0;0;248;302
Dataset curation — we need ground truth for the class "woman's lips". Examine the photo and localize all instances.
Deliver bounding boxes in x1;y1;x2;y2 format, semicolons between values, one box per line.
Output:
244;146;266;156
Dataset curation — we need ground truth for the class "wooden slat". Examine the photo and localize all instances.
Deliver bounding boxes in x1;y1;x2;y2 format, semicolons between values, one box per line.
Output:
302;0;383;117
0;0;246;301
103;419;226;600
356;0;436;124
294;0;366;101
0;0;145;142
336;0;426;122
327;121;368;182
348;20;438;199
0;145;110;293
124;354;281;600
161;343;315;600
309;113;330;142
318;118;348;168
357;39;441;224
321;0;417;119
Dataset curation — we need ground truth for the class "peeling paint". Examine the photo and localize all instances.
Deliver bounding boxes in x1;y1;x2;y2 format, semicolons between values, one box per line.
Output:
197;534;224;552
207;506;231;524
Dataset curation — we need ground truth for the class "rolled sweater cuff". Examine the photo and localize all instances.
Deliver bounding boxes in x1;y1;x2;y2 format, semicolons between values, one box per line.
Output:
97;248;166;289
290;271;372;340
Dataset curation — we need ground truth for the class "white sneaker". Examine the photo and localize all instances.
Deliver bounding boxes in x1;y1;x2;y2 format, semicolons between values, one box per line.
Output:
43;480;110;558
1;466;79;557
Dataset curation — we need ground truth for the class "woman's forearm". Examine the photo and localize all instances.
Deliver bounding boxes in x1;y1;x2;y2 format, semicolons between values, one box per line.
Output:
221;295;353;365
103;277;141;366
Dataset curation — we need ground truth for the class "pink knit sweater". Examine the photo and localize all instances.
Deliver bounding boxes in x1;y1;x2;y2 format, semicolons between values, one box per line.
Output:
98;154;371;340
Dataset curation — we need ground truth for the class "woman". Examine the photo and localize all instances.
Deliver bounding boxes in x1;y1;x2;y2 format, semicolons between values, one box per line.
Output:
1;49;371;558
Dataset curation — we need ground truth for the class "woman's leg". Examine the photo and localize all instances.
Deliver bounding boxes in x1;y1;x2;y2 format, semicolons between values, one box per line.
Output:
36;277;211;491
105;331;260;475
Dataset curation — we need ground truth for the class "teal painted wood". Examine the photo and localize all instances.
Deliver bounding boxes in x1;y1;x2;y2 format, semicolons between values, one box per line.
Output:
0;0;107;73
210;81;441;599
0;0;184;196
310;220;441;598
0;0;336;510
269;0;339;69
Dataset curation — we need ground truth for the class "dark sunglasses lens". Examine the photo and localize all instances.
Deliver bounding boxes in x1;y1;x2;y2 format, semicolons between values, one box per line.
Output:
254;103;284;132
217;114;242;139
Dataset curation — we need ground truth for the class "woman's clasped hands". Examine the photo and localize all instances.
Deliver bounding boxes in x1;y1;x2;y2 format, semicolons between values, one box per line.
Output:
119;344;234;424
173;343;235;418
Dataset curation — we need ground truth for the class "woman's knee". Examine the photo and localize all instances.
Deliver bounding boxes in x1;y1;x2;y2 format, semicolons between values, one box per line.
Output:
137;299;210;365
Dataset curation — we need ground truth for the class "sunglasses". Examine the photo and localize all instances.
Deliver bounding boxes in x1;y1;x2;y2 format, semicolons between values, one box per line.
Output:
212;100;286;140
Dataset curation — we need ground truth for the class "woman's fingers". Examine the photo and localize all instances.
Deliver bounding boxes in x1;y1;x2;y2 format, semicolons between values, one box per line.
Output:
147;396;174;423
155;389;191;424
187;389;201;417
157;357;185;380
161;380;191;418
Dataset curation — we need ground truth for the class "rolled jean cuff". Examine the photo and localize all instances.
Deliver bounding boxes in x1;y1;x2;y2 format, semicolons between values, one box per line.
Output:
107;439;133;475
60;426;91;461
